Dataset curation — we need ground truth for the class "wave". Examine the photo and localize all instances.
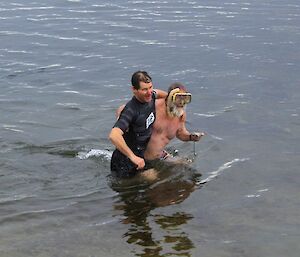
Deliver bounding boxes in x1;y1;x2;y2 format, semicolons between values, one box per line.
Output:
77;149;112;160
0;202;77;225
246;188;269;198
197;158;249;185
8;138;105;158
193;105;234;118
0;194;35;205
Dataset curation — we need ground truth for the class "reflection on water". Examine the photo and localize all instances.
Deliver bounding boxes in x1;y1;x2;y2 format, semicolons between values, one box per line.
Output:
109;163;201;257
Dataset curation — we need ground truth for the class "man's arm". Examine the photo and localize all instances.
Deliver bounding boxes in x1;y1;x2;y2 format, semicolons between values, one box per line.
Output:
109;127;145;169
115;104;125;119
176;113;205;141
154;89;168;99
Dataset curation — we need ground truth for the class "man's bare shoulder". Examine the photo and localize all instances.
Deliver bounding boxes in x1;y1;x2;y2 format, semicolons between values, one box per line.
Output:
155;98;166;107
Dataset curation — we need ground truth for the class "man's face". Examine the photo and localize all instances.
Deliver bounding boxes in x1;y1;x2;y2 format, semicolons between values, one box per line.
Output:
133;81;153;103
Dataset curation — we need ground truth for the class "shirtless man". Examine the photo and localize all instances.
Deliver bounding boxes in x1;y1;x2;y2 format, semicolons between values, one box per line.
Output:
144;82;204;161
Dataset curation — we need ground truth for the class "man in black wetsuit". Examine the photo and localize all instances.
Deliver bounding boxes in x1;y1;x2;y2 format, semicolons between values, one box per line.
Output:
109;71;167;178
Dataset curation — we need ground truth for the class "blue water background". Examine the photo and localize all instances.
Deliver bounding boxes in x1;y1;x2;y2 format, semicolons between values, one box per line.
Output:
0;1;299;256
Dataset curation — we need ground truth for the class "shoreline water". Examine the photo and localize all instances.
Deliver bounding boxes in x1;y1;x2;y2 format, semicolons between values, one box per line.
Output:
1;0;300;256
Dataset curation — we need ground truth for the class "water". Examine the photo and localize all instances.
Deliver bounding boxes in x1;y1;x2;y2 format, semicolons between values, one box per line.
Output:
1;0;299;256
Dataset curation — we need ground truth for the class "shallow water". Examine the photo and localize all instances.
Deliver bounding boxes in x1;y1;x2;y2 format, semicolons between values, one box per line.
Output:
1;0;300;256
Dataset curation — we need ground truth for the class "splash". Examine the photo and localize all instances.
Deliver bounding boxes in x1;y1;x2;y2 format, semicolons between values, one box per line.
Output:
77;149;112;160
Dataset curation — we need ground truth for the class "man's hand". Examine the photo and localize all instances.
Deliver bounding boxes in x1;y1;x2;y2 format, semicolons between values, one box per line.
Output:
189;132;205;141
130;155;145;170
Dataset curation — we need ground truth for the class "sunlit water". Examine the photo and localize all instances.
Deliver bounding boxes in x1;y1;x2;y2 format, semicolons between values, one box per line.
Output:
0;0;299;256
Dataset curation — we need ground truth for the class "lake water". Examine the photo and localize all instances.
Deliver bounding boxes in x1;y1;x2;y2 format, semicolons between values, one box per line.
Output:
1;0;299;256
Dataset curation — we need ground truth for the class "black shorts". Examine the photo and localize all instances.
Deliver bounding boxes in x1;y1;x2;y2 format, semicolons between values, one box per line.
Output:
110;150;139;178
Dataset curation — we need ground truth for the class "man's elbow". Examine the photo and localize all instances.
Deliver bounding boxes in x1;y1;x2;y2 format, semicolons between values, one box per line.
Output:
108;128;116;143
108;131;113;142
109;127;122;143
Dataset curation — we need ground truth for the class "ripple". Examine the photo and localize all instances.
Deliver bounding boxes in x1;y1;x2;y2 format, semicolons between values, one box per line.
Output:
2;124;24;133
0;202;77;225
0;6;55;12
245;188;269;198
197;158;250;185
0;194;35;204
0;30;90;42
194;106;235;118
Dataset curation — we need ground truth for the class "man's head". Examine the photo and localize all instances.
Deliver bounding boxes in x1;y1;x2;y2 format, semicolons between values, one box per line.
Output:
131;71;153;103
166;82;192;117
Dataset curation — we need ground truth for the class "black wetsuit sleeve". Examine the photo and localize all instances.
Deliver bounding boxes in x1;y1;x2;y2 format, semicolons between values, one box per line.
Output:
153;90;157;99
113;104;135;133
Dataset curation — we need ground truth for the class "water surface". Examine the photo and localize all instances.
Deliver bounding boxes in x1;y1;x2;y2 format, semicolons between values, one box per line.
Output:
1;0;300;256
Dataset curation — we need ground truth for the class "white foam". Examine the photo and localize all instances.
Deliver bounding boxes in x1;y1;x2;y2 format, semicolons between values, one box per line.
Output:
245;188;269;198
3;124;24;133
193;113;216;118
197;158;249;185
63;90;80;94
90;218;119;227
246;194;260;198
77;149;112;160
257;188;269;193
194;106;234;118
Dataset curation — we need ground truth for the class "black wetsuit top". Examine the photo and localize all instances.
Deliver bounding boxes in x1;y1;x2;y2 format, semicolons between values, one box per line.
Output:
111;93;156;177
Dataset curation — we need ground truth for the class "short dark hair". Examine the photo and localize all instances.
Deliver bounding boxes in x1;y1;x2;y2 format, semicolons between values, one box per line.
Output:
131;71;152;90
